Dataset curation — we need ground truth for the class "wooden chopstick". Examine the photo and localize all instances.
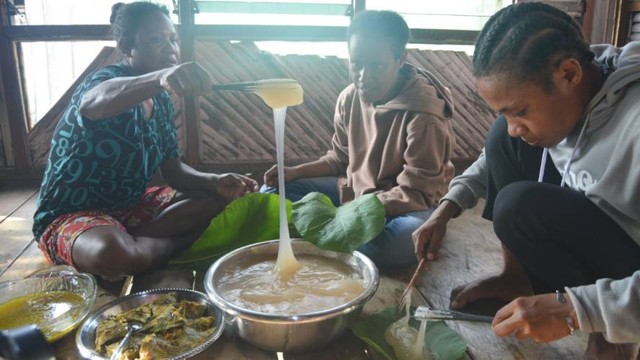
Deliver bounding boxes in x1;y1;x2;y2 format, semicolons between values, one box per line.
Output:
119;275;134;297
399;258;426;308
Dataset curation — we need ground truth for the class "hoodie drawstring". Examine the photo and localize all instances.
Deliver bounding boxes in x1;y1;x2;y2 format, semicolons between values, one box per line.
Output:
538;113;592;186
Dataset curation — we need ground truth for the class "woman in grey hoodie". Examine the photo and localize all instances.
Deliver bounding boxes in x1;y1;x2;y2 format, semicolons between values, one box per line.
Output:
412;2;640;357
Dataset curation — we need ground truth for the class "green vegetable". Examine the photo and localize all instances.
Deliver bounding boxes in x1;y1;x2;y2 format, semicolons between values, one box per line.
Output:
172;191;385;270
291;192;385;253
349;306;467;360
171;193;292;270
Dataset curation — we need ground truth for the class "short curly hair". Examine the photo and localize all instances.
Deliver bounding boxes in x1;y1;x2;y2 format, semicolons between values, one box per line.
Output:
110;2;170;51
347;10;409;59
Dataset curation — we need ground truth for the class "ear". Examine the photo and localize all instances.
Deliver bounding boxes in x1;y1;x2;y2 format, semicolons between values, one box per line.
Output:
554;58;583;88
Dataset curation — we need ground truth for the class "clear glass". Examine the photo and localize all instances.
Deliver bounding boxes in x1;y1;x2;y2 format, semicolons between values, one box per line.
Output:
20;41;116;126
366;0;513;30
194;0;351;26
14;0;177;25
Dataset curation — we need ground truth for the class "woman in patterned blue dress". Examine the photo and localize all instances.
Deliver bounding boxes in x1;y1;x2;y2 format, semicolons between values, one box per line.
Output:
33;2;258;280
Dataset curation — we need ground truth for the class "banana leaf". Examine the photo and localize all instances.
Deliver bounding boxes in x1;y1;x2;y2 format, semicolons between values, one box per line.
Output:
170;193;293;270
349;306;467;360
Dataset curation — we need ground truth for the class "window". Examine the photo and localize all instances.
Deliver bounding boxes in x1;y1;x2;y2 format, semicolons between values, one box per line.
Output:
12;0;177;25
193;0;352;26
367;0;513;31
8;0;511;127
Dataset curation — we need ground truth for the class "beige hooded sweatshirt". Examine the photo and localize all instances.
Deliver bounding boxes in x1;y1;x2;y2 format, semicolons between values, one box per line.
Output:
319;64;455;216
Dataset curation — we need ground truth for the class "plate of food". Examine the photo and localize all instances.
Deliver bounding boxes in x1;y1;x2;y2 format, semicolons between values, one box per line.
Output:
76;288;224;360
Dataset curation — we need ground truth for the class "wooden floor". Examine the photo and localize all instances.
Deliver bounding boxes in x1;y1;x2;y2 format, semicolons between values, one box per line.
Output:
0;182;587;359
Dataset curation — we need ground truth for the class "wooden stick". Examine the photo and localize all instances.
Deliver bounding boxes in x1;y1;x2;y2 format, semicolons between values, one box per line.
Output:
400;258;426;308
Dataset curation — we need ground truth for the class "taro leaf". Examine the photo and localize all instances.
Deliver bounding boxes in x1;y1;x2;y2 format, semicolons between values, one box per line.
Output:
349;306;467;360
292;192;385;253
171;193;292;268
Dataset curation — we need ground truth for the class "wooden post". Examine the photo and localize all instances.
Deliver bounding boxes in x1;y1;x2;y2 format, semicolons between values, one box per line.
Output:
0;0;31;172
178;0;201;167
352;0;366;18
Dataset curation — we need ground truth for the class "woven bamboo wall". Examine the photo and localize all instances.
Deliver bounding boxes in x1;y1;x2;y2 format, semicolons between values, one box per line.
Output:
28;41;495;174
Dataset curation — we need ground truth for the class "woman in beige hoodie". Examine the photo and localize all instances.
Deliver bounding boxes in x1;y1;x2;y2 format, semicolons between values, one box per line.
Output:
262;10;455;267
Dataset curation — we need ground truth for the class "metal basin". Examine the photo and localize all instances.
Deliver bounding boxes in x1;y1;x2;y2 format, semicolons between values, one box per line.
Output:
204;240;379;352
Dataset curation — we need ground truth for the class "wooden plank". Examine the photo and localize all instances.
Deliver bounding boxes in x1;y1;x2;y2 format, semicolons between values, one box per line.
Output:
0;31;31;173
0;189;38;275
415;201;588;359
0;183;37;223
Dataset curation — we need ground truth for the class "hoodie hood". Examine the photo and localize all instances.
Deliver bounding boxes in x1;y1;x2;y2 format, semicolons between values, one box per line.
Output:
376;64;454;118
583;42;640;131
545;42;640;186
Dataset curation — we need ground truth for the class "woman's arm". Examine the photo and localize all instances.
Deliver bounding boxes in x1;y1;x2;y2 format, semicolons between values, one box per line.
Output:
161;158;258;201
80;62;212;120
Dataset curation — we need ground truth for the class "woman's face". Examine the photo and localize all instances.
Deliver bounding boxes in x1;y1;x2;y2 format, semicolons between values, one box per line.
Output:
477;65;586;148
348;34;404;104
127;11;180;74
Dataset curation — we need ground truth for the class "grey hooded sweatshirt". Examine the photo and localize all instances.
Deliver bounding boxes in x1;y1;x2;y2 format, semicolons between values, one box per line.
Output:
442;42;640;343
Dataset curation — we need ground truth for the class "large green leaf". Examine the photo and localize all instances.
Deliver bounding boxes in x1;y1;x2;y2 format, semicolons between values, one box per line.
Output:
292;192;385;253
171;193;291;266
349;306;467;360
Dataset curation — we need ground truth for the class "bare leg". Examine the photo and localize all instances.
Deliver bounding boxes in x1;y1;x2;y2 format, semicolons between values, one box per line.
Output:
72;225;200;279
129;191;227;238
585;333;640;360
72;192;229;278
450;245;534;309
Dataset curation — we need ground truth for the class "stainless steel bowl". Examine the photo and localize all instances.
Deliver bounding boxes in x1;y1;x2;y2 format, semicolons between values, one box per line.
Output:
76;288;225;360
204;240;379;352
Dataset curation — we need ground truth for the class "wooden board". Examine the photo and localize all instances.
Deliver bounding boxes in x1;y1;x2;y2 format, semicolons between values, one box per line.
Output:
415;201;589;359
0;185;39;275
0;185;587;359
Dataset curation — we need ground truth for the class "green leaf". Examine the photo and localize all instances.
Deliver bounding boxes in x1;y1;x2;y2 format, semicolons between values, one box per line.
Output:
350;307;401;360
349;306;467;360
424;321;467;360
292;192;385;253
171;193;291;266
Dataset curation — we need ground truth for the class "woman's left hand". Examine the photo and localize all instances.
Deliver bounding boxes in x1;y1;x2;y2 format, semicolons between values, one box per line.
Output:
213;173;259;201
492;293;578;343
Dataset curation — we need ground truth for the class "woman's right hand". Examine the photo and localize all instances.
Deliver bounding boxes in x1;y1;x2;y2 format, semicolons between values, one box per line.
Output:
263;165;297;188
159;61;213;96
412;200;460;269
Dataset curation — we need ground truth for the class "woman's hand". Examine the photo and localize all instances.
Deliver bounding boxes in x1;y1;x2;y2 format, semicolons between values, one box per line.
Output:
263;165;297;188
411;200;460;268
213;173;259;202
492;293;578;343
159;61;213;96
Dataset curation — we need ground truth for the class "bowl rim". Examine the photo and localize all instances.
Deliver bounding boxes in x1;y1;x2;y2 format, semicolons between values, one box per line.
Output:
204;239;380;322
75;288;225;360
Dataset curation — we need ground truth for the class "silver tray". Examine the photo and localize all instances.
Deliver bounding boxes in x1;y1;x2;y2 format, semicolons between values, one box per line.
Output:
76;288;225;360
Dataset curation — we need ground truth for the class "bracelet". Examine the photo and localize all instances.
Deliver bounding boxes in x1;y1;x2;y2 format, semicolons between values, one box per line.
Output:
556;290;576;335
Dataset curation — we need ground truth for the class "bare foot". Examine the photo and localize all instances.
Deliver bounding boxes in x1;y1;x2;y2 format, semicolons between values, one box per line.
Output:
585;333;640;360
449;273;533;310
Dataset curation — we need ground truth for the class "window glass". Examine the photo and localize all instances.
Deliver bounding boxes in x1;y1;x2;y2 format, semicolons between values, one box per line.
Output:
194;0;351;26
21;41;116;126
13;0;177;25
367;0;512;30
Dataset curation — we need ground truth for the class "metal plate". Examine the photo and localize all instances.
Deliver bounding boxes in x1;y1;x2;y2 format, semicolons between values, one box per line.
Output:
76;288;225;360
